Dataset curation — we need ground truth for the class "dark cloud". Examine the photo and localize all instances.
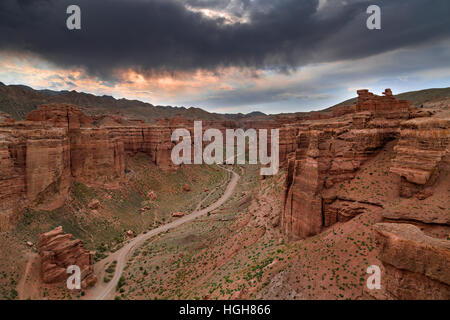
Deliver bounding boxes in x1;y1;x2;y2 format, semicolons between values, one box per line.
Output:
0;0;449;80
184;0;232;10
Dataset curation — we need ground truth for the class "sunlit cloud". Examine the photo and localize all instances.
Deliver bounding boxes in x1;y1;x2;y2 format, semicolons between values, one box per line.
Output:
184;6;250;24
1;40;450;114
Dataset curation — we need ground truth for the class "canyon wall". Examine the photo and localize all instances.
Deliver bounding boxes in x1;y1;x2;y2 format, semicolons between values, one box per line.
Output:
281;89;449;299
374;223;450;299
390;117;450;198
0;122;72;230
0;103;297;231
282;89;411;239
372;116;449;299
0;104;179;230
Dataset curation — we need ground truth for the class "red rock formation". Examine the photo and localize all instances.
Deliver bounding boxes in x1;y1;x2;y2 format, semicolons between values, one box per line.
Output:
0;104;179;229
172;212;185;217
278;90;449;299
39;226;97;289
355;88;410;119
26;104;126;188
25;104;93;128
390;117;450;198
88;199;100;210
0;133;24;230
0;121;71;230
107;126;175;171
282;90;412;239
147;190;157;200
25;130;71;209
278;127;297;166
0;112;14;123
373;223;450;300
70;128;125;188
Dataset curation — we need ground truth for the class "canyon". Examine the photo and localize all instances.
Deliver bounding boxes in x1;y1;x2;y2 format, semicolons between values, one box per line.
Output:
0;88;448;300
0;103;295;232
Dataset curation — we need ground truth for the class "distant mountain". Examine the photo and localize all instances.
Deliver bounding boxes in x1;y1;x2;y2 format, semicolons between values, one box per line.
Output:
0;82;222;121
38;89;69;96
0;82;272;122
1;82;449;122
220;111;269;120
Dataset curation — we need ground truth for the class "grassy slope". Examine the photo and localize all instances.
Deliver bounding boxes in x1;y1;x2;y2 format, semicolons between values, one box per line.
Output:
117;165;286;300
14;154;227;254
0;232;23;300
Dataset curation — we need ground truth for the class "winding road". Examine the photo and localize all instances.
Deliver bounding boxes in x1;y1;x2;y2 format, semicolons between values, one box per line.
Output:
85;165;240;300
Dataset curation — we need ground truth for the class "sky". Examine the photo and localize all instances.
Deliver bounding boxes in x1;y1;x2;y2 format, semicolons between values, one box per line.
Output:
0;0;449;114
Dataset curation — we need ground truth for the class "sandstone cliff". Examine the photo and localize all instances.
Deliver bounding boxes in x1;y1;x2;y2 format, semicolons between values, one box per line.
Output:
0;122;71;230
39;226;97;289
282;89;411;239
0;104;178;230
390;117;450;198
280;89;449;300
373;223;450;299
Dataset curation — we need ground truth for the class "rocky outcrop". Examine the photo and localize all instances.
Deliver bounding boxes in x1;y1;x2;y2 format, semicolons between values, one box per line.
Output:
88;199;100;210
282;89;412;239
355;89;411;119
0;104;178;230
110;126;175;171
373;223;450;300
27;104;127;188
147;190;157;200
70;128;125;188
172;212;185;218
323;199;381;227
390;117;450;198
0;112;14;123
0;122;72;231
278;127;297;166
25;104;93;128
0;134;23;230
39;226;97;289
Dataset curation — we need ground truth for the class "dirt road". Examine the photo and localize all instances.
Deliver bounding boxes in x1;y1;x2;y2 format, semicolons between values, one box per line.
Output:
85;165;240;300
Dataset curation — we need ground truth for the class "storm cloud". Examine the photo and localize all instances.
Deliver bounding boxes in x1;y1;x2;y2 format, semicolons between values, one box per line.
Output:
0;0;449;80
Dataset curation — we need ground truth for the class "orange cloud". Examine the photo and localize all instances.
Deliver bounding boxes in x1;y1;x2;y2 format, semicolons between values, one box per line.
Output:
0;50;343;108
